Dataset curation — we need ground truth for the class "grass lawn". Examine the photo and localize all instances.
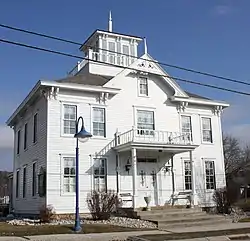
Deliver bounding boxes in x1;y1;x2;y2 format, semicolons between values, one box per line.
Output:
239;218;250;222
0;222;151;237
140;228;250;241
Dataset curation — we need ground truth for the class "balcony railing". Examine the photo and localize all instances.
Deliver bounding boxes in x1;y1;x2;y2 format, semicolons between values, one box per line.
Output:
68;49;137;76
116;129;192;146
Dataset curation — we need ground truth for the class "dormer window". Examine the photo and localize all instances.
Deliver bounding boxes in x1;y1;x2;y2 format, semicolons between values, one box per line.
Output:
139;77;148;96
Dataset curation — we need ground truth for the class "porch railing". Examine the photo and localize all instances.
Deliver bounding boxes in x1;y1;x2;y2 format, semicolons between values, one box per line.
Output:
116;129;192;146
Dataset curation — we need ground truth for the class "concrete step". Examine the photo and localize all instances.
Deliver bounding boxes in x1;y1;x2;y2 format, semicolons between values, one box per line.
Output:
139;210;206;220
157;215;224;225
158;217;230;229
137;208;203;218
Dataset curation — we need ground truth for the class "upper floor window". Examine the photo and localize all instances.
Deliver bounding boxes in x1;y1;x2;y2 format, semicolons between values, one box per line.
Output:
17;130;21;154
139;77;148;96
24;123;28;150
63;105;76;135
93;107;106;137
137;110;154;130
202;117;212;143
184;160;192;190
205;160;216;190
181;116;192;141
63;157;76;193
33;113;38;143
93;158;107;192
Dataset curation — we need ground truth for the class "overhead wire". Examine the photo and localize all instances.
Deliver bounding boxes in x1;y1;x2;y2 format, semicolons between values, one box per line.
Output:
1;23;250;87
0;38;250;97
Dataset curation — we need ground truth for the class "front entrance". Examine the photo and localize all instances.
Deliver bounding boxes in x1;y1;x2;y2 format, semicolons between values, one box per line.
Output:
137;158;158;207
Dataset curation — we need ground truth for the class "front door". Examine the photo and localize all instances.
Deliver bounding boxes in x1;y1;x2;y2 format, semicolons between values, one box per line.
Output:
137;158;158;207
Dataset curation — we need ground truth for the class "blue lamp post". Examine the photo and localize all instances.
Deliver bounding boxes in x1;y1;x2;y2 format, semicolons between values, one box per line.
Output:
74;116;92;232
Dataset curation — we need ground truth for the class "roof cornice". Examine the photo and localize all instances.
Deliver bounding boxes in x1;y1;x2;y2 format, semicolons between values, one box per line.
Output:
6;81;120;127
170;96;229;108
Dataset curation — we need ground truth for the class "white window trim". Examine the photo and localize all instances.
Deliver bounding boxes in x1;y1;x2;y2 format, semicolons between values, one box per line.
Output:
183;159;192;191
24;122;28;151
203;158;216;191
137;76;149;97
17;129;21;155
91;105;107;139
180;115;193;141
33;113;38;145
200;116;213;144
60;154;76;196
60;102;78;138
132;105;156;129
32;160;37;198
93;157;107;192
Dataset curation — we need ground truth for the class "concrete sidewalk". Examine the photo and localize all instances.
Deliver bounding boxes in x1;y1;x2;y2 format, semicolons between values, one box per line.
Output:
0;230;167;241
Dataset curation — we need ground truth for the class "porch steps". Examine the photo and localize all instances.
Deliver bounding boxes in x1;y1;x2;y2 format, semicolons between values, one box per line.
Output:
135;207;231;229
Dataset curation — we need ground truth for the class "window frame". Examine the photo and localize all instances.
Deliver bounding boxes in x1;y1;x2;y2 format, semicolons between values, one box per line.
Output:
24;123;28;150
93;158;107;192
184;160;192;190
138;77;149;97
16;169;20;199
201;117;213;144
32;162;37;197
62;104;77;136
17;130;21;155
63;156;76;194
136;109;155;133
23;166;27;198
205;160;216;190
92;107;106;138
181;115;193;141
33;113;38;144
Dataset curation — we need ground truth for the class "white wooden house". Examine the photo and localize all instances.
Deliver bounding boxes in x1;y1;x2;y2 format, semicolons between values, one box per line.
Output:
6;20;229;215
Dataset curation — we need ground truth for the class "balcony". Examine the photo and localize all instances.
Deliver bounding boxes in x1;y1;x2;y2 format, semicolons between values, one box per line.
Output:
114;129;197;153
68;49;137;76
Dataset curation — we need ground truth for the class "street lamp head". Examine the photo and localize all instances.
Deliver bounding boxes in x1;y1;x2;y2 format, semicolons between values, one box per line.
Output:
74;126;92;139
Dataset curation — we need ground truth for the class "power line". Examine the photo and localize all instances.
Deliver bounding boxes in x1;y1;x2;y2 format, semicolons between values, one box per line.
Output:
1;37;250;97
1;23;250;87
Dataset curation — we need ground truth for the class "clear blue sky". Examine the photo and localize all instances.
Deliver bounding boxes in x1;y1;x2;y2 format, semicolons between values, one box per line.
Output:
1;0;250;171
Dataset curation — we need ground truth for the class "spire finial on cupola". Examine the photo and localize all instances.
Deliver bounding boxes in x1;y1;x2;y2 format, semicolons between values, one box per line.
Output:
108;11;113;32
144;37;148;54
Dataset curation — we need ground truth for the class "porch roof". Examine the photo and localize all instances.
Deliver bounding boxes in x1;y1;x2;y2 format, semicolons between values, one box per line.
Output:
114;141;198;153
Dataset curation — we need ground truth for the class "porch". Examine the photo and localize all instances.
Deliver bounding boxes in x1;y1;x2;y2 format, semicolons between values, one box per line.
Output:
112;129;199;210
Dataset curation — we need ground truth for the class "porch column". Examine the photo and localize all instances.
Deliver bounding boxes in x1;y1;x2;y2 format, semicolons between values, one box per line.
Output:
190;150;196;207
131;148;137;209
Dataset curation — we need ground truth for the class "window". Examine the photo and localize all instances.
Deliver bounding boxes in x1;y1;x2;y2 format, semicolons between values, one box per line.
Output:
16;170;19;198
23;166;27;198
181;116;192;141
33;113;38;143
205;161;216;190
17;130;20;154
93;107;106;137
139;77;148;96
63;157;76;193
122;45;129;66
93;158;107;192
184;161;192;190
32;162;37;196
63;105;76;135
137;110;154;133
202;117;212;143
108;41;115;64
24;123;28;150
